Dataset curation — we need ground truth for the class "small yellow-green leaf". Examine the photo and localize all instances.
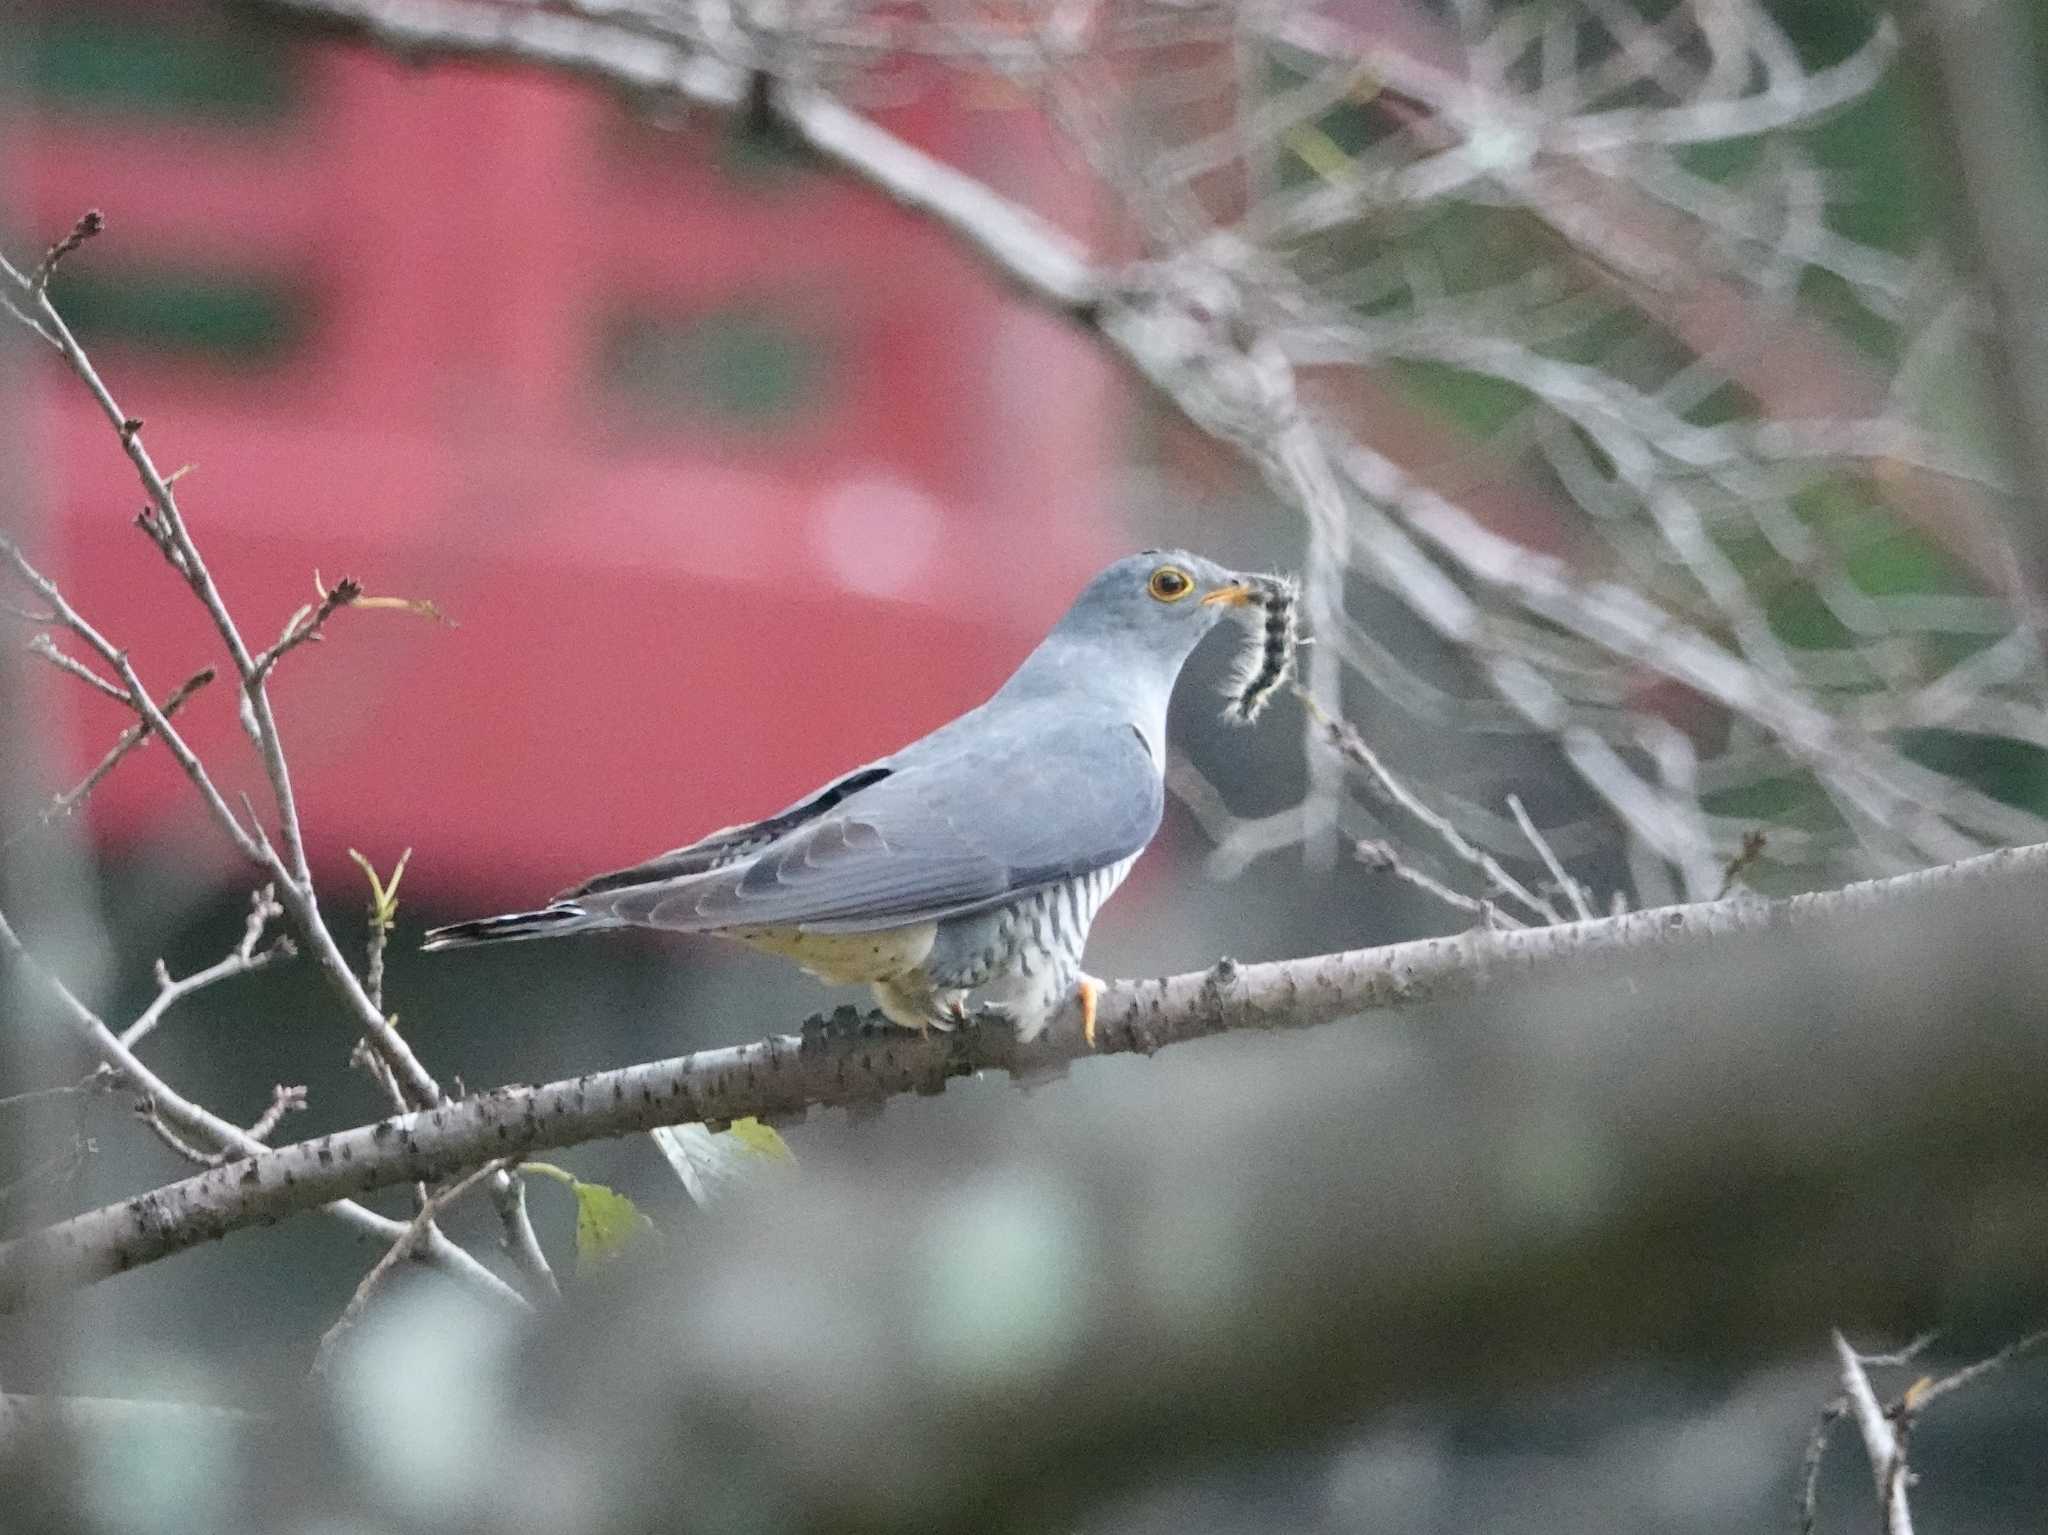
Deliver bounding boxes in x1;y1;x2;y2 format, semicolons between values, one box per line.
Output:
569;1178;657;1276
726;1117;795;1164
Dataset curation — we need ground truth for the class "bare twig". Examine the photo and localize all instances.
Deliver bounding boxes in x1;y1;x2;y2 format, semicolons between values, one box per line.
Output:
344;846;558;1301
0;531;443;1107
1352;837;1500;925
1796;1395;1844;1535
1807;1324;2046;1532
27;209;102;299
0;1072;114;1117
1717;829;1769;900
1902;1325;2048;1413
308;1156;512;1377
1507;792;1595;921
489;1172;562;1304
119;886;292;1050
1;533;264;861
1297;683;1560;924
6;667;217;850
24;632;130;705
251;576;362;683
243;1083;310;1145
1832;1330;1916;1535
5;228;450;1112
136;1084;308;1168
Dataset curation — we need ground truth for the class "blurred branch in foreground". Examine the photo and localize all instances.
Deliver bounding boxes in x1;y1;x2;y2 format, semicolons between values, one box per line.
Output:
7;852;2048;1531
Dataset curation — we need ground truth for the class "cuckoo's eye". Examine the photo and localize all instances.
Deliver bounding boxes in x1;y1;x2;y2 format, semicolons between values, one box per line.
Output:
1148;565;1195;602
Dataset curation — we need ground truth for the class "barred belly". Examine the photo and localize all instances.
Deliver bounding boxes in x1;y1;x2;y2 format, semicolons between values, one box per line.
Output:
885;856;1135;1037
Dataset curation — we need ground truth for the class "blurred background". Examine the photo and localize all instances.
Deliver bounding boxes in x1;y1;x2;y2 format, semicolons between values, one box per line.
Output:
3;1;2047;1531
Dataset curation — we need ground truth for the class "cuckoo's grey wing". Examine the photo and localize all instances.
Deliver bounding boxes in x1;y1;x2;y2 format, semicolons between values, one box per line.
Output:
582;708;1163;934
556;763;894;902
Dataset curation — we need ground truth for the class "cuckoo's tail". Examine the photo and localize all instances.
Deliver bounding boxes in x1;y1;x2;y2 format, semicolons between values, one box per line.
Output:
421;904;606;951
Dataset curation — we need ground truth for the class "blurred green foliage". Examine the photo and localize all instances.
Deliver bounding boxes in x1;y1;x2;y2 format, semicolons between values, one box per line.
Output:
27;11;301;122
45;266;307;365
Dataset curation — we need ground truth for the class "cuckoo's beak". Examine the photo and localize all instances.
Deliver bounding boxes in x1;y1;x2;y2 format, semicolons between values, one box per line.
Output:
1201;582;1257;608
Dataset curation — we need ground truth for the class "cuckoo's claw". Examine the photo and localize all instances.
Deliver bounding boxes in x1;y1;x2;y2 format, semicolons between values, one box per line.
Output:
1077;975;1101;1048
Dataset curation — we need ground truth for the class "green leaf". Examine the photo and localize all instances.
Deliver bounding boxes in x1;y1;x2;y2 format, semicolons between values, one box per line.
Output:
726;1117;796;1164
651;1119;798;1207
567;1177;657;1276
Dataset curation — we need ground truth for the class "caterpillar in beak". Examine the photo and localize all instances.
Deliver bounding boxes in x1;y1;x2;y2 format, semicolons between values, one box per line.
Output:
1222;573;1299;724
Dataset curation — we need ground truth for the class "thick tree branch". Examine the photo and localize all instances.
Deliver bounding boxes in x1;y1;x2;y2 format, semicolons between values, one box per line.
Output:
16;841;2043;1533
5;839;2047;1312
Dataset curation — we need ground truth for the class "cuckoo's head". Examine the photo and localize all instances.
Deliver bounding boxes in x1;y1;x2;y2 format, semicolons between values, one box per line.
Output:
1048;549;1269;666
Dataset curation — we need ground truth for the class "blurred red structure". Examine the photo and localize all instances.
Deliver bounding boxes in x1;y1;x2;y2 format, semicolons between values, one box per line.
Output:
8;5;1118;899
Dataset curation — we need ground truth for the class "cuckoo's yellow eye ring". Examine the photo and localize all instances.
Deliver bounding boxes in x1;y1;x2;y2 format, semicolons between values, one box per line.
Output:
1148;565;1195;602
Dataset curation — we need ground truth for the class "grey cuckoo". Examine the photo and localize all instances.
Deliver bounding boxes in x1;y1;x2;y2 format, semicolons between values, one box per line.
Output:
422;551;1282;1044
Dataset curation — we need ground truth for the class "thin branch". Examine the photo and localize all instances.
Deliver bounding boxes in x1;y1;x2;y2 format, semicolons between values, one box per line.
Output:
24;632;130;705
0;534;264;861
308;1157;511;1377
1808;1324;2046;1532
120;885;293;1050
1296;683;1560;924
347;846;558;1301
1353;836;1501;926
0;1072;114;1117
1832;1330;1916;1535
136;1084;309;1168
1796;1396;1844;1535
250;576;362;684
488;1172;562;1304
7;836;2048;1312
1899;1325;2048;1414
5;668;217;850
1508;792;1595;921
2;228;303;875
26;208;103;299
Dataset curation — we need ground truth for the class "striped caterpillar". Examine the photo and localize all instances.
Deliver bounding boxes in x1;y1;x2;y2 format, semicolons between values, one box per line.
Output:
1223;573;1299;724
